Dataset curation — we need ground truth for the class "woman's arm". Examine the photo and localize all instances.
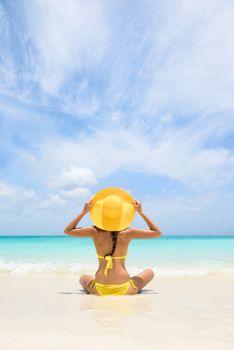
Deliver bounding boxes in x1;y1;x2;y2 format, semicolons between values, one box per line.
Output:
138;211;161;232
64;200;94;237
128;199;162;239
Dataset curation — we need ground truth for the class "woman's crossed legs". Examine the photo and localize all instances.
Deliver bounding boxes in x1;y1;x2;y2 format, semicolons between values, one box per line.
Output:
79;268;155;295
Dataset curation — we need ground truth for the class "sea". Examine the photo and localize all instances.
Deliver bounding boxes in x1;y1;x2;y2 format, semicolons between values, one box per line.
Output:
0;235;234;276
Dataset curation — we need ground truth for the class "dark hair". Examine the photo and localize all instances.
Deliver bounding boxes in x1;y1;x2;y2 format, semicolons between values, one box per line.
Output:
92;226;119;258
104;231;119;258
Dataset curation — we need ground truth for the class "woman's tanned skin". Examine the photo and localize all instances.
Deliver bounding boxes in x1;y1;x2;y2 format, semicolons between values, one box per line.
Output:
64;199;162;295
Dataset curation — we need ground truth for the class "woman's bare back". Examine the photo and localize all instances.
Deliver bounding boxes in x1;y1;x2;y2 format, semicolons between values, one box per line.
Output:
92;226;132;284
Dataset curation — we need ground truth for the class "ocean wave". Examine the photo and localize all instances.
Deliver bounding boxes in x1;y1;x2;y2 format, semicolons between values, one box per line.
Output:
0;259;233;276
0;259;96;274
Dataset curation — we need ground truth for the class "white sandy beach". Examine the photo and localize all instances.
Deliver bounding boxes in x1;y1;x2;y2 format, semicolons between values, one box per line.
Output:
0;274;233;350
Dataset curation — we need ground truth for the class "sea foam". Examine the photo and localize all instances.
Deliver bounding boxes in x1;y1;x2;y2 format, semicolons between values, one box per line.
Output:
0;259;233;276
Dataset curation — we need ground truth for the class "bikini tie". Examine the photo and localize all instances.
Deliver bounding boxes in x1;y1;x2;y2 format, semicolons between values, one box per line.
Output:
104;255;113;277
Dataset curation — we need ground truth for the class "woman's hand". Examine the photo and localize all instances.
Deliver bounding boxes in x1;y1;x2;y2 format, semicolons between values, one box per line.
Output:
133;199;143;214
82;199;93;214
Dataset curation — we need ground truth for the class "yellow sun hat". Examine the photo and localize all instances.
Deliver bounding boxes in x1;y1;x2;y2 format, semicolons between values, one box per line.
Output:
89;187;136;231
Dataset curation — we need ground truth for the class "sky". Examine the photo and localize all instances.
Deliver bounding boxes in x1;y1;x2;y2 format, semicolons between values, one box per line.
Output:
0;0;234;235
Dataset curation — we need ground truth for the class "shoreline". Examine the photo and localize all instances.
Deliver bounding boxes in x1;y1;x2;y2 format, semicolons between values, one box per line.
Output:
0;274;233;349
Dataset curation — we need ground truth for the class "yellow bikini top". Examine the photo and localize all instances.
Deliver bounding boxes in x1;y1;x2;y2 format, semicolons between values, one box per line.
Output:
97;254;126;277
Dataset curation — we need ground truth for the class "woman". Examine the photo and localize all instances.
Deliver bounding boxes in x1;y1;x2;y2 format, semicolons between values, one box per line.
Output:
64;189;162;296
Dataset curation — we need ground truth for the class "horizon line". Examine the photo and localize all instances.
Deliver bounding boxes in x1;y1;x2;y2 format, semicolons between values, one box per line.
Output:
1;234;234;237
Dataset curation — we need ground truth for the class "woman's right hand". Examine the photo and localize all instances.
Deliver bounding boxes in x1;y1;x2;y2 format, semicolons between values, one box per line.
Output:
133;199;143;214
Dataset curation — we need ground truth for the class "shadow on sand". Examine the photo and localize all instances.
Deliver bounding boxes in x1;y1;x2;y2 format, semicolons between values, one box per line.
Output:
57;288;158;295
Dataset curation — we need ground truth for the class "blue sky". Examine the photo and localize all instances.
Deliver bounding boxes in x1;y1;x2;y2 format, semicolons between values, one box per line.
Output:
0;0;234;235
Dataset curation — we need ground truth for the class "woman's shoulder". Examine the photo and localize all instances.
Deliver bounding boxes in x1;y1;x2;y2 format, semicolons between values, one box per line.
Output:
92;225;107;233
92;225;131;236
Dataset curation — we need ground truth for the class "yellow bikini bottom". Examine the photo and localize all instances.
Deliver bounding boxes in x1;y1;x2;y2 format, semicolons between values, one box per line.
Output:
89;279;137;296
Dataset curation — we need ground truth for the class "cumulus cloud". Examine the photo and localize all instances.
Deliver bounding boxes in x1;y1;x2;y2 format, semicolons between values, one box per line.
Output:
37;193;66;209
54;165;97;189
59;187;91;200
37;186;92;210
0;181;36;200
32;122;234;191
37;166;96;210
37;187;91;210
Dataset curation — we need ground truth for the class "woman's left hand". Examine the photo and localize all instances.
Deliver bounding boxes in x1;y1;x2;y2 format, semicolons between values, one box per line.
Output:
82;199;93;214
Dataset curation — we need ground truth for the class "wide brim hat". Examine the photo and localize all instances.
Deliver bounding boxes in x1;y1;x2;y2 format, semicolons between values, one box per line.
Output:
89;187;136;231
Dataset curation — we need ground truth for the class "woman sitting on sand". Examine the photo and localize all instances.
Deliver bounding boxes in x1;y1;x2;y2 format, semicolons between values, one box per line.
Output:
64;187;162;296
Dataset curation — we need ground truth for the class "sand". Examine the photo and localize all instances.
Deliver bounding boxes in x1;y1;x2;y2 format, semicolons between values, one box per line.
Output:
0;273;234;350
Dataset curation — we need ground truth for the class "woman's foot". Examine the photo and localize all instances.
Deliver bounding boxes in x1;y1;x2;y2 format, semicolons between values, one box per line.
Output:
79;274;94;292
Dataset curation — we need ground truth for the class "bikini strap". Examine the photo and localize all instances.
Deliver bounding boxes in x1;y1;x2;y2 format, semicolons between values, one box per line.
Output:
129;279;137;290
97;254;127;276
97;255;127;259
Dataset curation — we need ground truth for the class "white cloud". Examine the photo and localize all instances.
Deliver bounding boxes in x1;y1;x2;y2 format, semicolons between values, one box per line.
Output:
146;120;234;189
1;1;234;234
2;0;234;122
59;187;91;200
32;121;233;191
23;0;109;94
143;0;234;116
1;105;233;209
0;181;36;200
37;166;95;210
54;165;97;189
139;190;234;235
2;117;232;220
37;186;91;211
37;193;66;209
0;3;16;93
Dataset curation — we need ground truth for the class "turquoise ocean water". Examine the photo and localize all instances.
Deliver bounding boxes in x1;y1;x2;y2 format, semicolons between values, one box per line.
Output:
0;236;234;276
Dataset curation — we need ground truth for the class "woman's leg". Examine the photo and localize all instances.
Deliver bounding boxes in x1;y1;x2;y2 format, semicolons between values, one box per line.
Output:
129;269;155;294
79;274;94;293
